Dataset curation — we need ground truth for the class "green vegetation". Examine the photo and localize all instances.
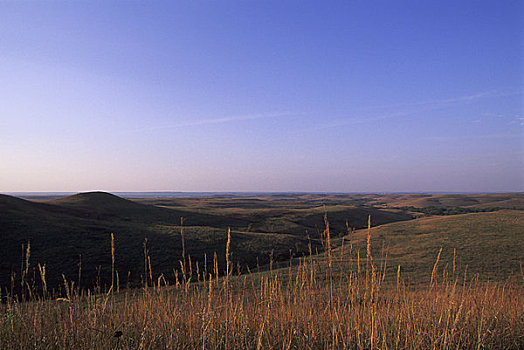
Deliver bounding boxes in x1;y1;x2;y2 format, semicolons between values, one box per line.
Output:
367;193;524;210
0;192;412;294
0;192;523;348
343;210;524;284
1;213;523;349
400;205;503;216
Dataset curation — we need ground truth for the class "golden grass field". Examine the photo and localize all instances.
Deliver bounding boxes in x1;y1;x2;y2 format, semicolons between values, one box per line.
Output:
1;214;523;350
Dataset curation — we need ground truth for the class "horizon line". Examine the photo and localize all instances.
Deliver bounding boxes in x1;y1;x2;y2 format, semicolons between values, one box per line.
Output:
3;190;523;196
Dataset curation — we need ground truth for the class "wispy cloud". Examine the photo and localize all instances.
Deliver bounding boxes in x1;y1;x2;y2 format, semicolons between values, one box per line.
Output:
422;133;522;142
358;89;522;112
129;111;294;133
307;90;523;131
309;111;409;131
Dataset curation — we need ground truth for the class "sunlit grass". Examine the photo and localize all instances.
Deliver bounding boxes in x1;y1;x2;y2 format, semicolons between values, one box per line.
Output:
1;216;523;349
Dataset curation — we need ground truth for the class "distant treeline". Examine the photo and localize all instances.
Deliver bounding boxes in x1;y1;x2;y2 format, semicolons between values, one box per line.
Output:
400;206;506;216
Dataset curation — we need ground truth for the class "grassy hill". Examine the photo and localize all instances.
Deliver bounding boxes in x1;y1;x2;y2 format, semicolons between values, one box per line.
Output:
0;193;308;294
1;194;523;349
2;206;523;349
2;191;521;295
332;210;524;284
134;195;413;236
368;192;524;209
0;192;412;294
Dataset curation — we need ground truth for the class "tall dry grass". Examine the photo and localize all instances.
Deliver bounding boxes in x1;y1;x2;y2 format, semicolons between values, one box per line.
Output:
1;218;523;349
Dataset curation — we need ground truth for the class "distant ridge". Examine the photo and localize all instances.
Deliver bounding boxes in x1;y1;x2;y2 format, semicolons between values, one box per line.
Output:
0;193;80;216
51;191;146;210
48;191;191;223
3;191;523;201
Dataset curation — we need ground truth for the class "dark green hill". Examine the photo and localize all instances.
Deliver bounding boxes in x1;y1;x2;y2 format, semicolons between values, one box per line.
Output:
51;192;259;231
49;192;220;225
0;193;318;295
51;191;148;212
0;192;418;296
2;191;521;299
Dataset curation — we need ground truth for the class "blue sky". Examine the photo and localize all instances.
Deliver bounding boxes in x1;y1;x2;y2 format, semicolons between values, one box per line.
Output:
1;1;522;192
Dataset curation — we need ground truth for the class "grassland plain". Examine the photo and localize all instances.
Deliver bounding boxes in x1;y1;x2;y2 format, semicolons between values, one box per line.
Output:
1;214;523;349
0;192;523;349
0;192;412;293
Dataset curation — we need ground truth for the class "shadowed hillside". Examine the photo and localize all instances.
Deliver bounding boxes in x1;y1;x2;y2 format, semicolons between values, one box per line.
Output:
2;191;521;295
49;192;248;227
1;192;412;294
0;193;322;294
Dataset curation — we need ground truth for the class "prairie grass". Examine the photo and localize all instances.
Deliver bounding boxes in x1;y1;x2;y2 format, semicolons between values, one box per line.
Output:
1;218;523;349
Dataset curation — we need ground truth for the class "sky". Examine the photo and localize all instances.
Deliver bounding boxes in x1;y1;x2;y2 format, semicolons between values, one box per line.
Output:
1;1;522;193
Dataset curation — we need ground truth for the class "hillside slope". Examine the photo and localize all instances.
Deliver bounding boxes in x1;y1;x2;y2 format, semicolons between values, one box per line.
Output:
369;193;524;209
341;210;524;284
6;192;515;294
0;193;318;293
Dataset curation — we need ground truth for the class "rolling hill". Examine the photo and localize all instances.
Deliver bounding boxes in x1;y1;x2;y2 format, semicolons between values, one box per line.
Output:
0;192;413;294
368;192;524;209
2;191;520;295
0;193;310;294
336;210;524;284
